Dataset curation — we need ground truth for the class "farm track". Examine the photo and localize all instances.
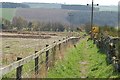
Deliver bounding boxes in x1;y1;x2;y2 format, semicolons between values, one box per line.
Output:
79;38;89;78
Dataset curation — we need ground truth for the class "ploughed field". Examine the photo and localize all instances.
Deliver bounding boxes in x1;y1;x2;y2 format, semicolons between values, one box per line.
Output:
1;31;78;66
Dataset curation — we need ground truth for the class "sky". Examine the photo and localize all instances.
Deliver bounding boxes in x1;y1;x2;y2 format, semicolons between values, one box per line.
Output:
1;0;120;5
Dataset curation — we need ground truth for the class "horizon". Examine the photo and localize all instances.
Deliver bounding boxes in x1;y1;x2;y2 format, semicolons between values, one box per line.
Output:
0;2;119;6
0;0;120;6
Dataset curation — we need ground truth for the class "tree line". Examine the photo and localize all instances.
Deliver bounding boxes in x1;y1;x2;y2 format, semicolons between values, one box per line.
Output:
0;2;30;8
0;17;73;32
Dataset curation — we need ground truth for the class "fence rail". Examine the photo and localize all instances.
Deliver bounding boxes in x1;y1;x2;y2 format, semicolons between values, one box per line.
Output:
0;36;80;79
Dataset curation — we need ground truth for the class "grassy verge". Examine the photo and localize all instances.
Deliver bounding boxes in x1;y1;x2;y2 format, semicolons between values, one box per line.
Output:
47;36;120;78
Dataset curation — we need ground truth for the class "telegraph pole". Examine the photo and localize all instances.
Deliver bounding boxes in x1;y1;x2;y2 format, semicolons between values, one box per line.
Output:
91;0;94;31
87;0;99;38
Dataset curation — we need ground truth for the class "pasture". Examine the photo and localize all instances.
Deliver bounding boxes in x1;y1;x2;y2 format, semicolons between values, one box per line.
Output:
1;31;80;79
1;31;79;66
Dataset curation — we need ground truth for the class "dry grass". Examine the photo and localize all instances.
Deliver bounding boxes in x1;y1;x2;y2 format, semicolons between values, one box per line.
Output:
1;31;79;66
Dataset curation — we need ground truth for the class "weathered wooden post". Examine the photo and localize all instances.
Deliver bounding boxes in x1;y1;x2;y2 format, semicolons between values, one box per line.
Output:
71;38;74;45
67;37;69;47
16;57;23;80
65;38;68;49
35;51;39;76
46;44;49;70
63;38;66;51
58;40;62;60
58;40;61;51
68;37;71;47
52;41;56;66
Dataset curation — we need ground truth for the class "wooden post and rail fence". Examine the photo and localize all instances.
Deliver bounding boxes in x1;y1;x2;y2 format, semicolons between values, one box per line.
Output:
0;36;80;79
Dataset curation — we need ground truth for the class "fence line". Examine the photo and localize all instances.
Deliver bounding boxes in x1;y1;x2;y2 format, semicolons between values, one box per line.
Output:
0;36;80;79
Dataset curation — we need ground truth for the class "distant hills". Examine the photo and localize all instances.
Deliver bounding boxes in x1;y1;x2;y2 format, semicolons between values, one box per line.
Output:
99;6;118;12
0;2;30;8
24;2;118;12
23;2;61;9
0;2;118;27
15;8;117;27
0;2;118;12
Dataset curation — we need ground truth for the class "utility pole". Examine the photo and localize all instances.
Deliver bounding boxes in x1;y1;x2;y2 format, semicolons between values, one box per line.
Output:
91;0;94;31
87;0;99;38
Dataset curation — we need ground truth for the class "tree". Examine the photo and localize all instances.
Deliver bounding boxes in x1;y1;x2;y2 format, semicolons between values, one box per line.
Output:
1;18;12;30
27;22;32;31
12;17;28;31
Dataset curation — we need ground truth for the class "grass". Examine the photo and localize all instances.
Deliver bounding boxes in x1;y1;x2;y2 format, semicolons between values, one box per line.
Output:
2;60;35;79
0;8;16;21
47;36;120;78
1;32;79;66
47;46;81;78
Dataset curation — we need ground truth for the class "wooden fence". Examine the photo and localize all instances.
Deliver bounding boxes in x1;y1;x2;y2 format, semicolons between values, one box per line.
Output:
0;36;80;79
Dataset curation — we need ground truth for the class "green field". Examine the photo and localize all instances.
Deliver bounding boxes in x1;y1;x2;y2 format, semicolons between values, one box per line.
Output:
48;36;120;78
0;8;16;21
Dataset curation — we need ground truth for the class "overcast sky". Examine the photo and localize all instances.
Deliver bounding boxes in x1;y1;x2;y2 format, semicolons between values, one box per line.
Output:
1;0;120;5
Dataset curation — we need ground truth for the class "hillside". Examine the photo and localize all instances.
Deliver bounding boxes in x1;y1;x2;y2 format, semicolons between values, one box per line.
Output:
0;2;30;8
0;2;118;27
23;2;61;8
99;6;118;12
15;8;118;27
0;8;16;21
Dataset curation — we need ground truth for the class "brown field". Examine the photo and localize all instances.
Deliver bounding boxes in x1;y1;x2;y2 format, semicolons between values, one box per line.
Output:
1;31;79;66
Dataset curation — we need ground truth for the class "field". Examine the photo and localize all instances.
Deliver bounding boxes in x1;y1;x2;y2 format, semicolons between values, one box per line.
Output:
1;31;79;66
0;8;16;21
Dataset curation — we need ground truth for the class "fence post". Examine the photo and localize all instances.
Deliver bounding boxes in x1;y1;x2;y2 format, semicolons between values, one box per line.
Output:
63;38;66;51
58;40;61;51
66;37;68;47
68;37;71;47
52;41;56;66
35;51;39;76
46;44;49;70
16;57;22;80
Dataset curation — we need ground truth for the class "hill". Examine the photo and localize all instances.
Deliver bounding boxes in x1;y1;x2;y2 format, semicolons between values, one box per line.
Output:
0;8;16;21
99;6;118;12
15;8;118;27
23;2;61;8
0;2;30;8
